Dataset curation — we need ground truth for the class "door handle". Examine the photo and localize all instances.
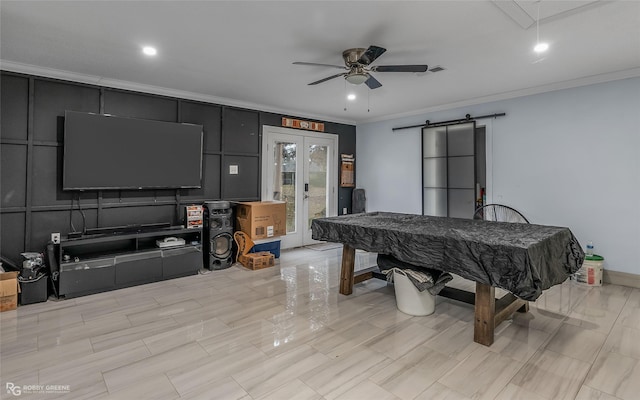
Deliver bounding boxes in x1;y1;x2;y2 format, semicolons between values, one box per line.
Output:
304;183;309;192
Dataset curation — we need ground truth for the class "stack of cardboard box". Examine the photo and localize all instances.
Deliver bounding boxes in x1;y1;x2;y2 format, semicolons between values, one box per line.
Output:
234;201;286;270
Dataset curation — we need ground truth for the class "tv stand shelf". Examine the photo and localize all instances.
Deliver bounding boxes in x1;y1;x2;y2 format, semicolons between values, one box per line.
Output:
55;227;202;299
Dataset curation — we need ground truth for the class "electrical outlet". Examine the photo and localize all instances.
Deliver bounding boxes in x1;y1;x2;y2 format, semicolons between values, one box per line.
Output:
343;208;348;215
51;232;61;244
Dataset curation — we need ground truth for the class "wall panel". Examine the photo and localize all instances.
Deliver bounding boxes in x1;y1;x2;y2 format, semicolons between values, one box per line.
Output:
118;190;156;203
1;74;29;141
182;101;222;153
30;209;98;253
1;213;25;266
223;155;259;199
34;79;100;142
203;154;221;200
182;154;221;201
1;144;27;208
223;108;259;154
101;205;175;227
32;145;71;206
155;189;179;203
104;90;177;122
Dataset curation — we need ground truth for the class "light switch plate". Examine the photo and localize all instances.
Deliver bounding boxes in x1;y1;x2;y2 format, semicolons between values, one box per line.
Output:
229;165;239;175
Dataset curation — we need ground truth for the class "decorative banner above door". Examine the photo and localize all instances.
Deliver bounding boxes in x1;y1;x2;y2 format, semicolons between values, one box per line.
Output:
282;117;324;132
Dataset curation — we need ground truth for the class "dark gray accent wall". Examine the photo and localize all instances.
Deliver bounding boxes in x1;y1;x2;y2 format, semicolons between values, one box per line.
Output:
0;71;356;266
326;121;357;216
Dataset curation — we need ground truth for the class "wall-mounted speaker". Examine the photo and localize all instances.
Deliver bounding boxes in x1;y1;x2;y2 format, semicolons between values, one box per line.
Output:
203;201;233;270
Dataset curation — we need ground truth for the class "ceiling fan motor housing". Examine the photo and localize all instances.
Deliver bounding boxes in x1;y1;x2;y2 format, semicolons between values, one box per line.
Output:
342;48;367;66
343;48;374;85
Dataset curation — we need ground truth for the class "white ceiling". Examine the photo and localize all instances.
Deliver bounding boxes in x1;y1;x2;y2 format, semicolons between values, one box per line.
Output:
1;1;639;125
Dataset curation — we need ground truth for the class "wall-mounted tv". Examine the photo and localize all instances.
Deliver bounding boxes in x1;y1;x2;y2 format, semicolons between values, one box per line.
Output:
63;111;203;191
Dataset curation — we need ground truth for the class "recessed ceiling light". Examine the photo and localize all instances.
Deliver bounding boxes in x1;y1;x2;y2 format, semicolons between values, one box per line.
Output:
347;93;356;101
142;46;157;56
533;42;549;53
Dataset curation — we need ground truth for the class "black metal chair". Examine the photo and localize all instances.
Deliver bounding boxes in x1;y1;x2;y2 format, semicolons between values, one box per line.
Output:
473;204;529;223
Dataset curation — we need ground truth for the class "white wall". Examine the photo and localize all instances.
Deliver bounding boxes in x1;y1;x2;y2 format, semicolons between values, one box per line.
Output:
356;77;640;275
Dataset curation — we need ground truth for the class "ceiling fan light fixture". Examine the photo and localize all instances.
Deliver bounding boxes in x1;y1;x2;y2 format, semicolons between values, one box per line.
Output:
345;73;368;85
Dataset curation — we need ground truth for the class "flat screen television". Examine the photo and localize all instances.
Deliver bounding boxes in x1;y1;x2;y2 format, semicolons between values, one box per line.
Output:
63;111;203;191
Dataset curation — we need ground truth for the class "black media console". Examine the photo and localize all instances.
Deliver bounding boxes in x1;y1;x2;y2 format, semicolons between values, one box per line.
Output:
53;226;202;299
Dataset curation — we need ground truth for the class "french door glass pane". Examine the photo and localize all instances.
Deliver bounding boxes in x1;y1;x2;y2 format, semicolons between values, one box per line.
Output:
307;144;328;227
273;141;297;233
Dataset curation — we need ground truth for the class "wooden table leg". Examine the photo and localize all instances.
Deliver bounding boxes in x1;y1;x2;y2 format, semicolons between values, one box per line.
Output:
473;282;529;346
339;244;356;295
474;282;496;346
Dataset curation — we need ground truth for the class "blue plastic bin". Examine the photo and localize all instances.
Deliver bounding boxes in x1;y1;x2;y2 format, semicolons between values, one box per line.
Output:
250;239;281;258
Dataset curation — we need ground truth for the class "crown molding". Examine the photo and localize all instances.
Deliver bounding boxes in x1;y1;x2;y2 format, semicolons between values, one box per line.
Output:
0;60;357;126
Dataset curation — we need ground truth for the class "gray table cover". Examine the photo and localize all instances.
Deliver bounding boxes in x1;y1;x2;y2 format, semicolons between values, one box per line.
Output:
311;212;584;301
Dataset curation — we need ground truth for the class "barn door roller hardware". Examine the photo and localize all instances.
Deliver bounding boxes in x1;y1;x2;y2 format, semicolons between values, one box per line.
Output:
392;113;506;132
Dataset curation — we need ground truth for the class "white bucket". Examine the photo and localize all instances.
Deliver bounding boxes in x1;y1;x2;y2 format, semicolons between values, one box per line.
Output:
393;270;436;316
573;255;604;286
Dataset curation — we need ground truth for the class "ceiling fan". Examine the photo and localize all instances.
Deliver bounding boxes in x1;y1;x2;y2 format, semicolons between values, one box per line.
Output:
293;45;429;89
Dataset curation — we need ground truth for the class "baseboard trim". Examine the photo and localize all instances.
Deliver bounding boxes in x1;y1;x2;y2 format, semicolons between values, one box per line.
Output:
603;270;640;289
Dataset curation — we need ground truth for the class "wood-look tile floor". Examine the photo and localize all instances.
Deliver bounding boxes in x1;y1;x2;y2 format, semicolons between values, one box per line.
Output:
1;247;637;399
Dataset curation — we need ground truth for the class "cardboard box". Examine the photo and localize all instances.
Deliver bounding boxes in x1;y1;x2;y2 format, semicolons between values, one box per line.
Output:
235;201;286;240
0;272;20;312
239;252;275;270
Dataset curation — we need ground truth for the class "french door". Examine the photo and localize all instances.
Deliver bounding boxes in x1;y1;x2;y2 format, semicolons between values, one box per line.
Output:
262;126;338;249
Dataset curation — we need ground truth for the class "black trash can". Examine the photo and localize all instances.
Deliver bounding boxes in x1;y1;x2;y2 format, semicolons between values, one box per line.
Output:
18;273;48;305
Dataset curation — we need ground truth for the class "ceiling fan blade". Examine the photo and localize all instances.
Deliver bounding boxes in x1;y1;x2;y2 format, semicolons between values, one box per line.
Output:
364;74;382;89
293;62;347;70
308;73;346;85
374;65;429;73
357;46;387;65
